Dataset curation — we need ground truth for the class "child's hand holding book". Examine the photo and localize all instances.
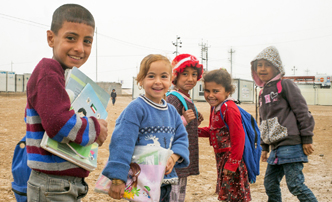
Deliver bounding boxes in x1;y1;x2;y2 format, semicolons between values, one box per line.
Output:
96;119;108;146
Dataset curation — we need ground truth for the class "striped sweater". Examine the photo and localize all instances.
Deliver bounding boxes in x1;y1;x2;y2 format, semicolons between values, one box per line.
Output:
25;58;100;178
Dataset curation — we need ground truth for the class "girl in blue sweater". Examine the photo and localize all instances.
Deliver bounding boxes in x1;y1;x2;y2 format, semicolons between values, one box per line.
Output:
102;54;190;201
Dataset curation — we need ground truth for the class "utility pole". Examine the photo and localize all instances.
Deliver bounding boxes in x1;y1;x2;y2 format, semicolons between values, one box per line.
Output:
95;27;98;82
199;41;210;71
228;48;235;76
172;35;182;56
305;68;310;76
291;66;297;75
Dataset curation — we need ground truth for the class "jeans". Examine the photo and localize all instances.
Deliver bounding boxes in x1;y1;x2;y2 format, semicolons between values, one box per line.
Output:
264;162;317;202
27;170;88;202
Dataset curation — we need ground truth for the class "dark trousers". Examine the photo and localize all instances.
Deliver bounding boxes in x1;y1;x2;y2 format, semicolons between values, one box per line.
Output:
160;184;172;202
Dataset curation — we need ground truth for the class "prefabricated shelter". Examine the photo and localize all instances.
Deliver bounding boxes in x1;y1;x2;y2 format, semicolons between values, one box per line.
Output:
190;80;205;101
23;73;31;92
282;76;332;105
96;82;122;95
6;71;15;92
0;71;6;91
132;77;145;99
191;79;255;103
232;78;254;103
15;74;24;92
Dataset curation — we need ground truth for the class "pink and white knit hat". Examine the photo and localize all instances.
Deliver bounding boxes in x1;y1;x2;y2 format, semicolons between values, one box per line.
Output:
171;54;204;85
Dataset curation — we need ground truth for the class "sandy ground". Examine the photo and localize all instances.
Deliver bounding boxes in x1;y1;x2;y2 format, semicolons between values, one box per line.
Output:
1;93;331;202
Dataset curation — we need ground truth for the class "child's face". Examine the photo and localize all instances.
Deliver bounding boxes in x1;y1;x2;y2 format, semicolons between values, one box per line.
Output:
176;67;198;94
140;60;171;104
47;21;94;69
204;81;230;107
256;59;279;83
78;112;85;118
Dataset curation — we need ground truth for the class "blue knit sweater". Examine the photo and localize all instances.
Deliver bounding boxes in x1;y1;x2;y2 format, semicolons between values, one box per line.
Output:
102;95;190;184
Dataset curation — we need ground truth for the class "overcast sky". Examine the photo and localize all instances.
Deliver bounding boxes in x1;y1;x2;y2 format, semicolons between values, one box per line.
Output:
1;0;332;88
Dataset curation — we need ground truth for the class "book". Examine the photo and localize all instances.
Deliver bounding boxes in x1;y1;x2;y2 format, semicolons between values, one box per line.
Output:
65;67;110;108
95;146;173;202
41;83;109;171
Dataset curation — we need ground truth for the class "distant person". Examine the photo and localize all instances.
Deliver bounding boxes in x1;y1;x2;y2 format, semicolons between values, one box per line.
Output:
78;107;87;117
199;69;251;201
25;4;108;202
111;89;117;105
102;54;190;202
251;46;317;201
166;54;204;202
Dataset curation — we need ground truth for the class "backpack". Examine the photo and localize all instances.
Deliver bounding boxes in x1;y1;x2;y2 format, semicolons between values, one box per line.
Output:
11;135;31;202
219;100;262;183
166;91;198;118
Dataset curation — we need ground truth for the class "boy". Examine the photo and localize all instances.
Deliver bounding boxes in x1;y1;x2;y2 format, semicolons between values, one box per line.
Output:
111;89;117;105
166;54;204;202
26;4;108;202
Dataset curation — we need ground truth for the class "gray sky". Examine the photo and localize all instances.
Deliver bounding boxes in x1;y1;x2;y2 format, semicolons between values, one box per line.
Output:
1;0;332;88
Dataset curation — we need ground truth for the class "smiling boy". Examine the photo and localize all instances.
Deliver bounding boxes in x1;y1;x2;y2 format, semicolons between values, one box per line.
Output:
25;4;108;202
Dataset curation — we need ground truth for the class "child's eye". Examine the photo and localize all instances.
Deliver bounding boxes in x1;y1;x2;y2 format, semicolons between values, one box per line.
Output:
182;73;188;76
84;39;92;44
147;75;154;78
162;75;169;79
213;90;219;93
192;73;197;76
67;36;75;41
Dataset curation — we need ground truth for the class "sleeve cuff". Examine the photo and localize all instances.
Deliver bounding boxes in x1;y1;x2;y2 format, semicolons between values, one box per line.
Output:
301;136;313;144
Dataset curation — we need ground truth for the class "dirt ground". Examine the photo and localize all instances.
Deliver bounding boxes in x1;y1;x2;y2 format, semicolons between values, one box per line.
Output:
1;94;331;202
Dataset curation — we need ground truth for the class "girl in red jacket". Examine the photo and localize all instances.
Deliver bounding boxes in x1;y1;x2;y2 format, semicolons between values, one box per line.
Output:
199;69;251;202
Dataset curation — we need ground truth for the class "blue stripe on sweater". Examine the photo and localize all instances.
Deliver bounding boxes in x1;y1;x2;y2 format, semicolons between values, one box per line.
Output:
26;108;39;117
26;131;45;139
81;116;89;146
52;114;77;142
28;153;67;163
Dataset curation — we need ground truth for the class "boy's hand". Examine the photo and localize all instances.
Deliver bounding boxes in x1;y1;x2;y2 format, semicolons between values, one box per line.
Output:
182;107;196;124
96;119;108;146
303;144;314;156
108;181;125;199
165;154;180;175
261;151;268;162
223;168;235;176
197;111;204;124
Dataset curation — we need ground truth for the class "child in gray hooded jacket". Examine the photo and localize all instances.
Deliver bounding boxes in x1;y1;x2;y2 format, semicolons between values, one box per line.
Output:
251;46;317;202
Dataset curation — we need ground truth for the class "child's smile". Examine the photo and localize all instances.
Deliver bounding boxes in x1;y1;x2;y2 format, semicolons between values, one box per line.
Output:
204;81;230;107
140;60;171;104
47;21;94;69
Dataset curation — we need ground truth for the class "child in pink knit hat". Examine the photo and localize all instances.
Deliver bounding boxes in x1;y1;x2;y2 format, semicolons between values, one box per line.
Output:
166;53;204;202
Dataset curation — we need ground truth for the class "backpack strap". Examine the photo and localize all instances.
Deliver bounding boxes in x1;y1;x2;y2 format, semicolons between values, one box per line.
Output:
166;91;198;118
219;100;230;130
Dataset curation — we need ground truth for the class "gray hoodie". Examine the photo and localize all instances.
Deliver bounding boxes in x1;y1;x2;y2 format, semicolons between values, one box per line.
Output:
251;46;314;152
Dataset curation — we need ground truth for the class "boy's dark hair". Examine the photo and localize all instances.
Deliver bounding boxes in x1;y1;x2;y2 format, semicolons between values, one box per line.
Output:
51;4;95;35
203;69;235;94
78;108;87;116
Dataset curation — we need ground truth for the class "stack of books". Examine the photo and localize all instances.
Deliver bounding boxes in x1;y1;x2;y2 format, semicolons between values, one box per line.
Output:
40;67;110;171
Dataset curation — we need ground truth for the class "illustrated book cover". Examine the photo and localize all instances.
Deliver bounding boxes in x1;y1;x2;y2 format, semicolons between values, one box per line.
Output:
41;83;108;171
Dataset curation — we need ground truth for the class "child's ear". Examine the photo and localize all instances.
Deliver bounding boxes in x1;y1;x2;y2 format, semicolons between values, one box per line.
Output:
46;30;55;48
